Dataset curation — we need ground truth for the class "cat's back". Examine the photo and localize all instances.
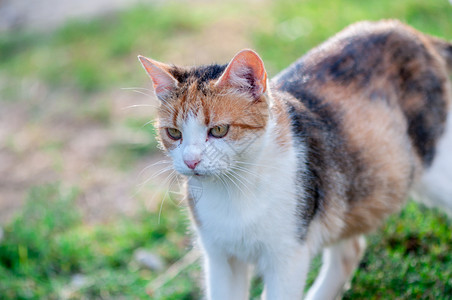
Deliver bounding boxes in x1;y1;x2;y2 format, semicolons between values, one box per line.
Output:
272;20;452;241
275;20;451;166
274;19;452;170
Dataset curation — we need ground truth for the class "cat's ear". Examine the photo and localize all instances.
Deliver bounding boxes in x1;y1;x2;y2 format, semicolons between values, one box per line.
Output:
216;49;267;100
138;55;178;101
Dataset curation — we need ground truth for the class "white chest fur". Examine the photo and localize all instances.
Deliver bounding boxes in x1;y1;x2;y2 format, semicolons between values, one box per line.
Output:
189;140;301;265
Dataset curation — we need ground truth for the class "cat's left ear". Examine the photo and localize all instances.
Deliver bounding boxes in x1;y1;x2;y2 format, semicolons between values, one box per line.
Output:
138;55;178;101
216;49;267;100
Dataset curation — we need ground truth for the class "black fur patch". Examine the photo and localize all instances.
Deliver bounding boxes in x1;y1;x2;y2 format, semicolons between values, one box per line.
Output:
166;64;227;98
390;39;447;166
275;32;390;89
169;64;227;85
276;88;359;239
322;33;389;86
284;98;327;235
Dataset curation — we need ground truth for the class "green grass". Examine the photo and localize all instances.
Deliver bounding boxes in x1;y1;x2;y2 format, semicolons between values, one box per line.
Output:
0;184;197;299
0;3;228;96
0;185;450;299
344;202;452;299
0;4;205;94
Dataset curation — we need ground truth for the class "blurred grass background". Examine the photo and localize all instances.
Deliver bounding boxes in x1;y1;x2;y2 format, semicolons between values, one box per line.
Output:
0;0;451;299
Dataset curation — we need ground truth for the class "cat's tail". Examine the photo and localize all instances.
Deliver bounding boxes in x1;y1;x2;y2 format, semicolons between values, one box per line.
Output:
430;36;452;73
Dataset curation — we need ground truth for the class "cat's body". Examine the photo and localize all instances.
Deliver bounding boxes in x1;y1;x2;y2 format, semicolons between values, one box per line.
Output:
139;20;452;299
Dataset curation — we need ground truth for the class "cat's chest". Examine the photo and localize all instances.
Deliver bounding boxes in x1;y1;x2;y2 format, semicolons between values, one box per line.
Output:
192;171;299;260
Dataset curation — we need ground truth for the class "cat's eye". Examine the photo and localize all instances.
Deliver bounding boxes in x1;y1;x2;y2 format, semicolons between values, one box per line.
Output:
167;128;182;140
209;125;229;138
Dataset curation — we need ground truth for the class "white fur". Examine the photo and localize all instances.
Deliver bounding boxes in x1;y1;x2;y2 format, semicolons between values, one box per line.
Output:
168;111;313;299
305;236;366;300
416;113;452;216
228;59;254;90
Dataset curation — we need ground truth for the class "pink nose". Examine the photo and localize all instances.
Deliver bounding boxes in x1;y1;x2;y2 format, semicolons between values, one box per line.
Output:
184;159;200;170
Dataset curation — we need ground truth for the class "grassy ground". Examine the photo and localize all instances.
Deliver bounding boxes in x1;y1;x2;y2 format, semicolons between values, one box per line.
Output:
0;185;450;299
0;0;451;299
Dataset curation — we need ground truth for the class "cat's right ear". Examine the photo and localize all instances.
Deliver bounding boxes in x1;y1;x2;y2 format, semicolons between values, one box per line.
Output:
215;49;267;100
138;55;178;101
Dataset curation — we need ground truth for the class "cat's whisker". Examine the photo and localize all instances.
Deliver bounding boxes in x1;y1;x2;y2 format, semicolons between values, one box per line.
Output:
123;104;159;110
158;170;177;194
180;175;200;205
139;100;176;115
138;165;173;188
121;87;153;92
223;172;248;197
234;160;280;171
174;176;190;206
214;174;231;198
120;89;174;113
231;164;263;176
223;174;243;197
142;119;156;128
144;164;173;180
130;165;173;203
228;168;254;187
138;160;172;178
169;173;183;195
158;170;177;224
230;165;267;182
169;175;185;196
127;89;155;98
229;170;266;188
149;159;172;166
233;160;272;167
227;169;257;198
220;174;232;190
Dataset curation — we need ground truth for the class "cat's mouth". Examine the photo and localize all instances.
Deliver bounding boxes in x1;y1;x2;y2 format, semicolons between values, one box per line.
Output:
177;168;207;177
180;169;206;177
178;167;218;178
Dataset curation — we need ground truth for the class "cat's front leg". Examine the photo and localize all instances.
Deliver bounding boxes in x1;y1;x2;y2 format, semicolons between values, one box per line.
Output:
204;248;250;300
261;244;310;300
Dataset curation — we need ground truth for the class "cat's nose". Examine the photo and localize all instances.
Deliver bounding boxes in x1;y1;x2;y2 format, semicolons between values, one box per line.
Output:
184;159;200;170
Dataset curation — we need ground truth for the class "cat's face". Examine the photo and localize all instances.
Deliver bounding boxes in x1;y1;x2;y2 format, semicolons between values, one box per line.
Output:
139;50;270;178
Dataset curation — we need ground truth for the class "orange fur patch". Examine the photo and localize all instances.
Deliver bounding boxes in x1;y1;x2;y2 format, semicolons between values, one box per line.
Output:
157;81;270;150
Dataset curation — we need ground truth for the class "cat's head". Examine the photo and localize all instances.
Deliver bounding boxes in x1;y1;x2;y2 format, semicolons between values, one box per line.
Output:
138;49;272;178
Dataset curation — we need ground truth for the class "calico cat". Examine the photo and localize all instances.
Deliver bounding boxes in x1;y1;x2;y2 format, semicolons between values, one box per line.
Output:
138;20;452;299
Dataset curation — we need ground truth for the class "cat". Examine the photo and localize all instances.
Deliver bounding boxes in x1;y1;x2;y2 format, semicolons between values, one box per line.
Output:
138;20;452;299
